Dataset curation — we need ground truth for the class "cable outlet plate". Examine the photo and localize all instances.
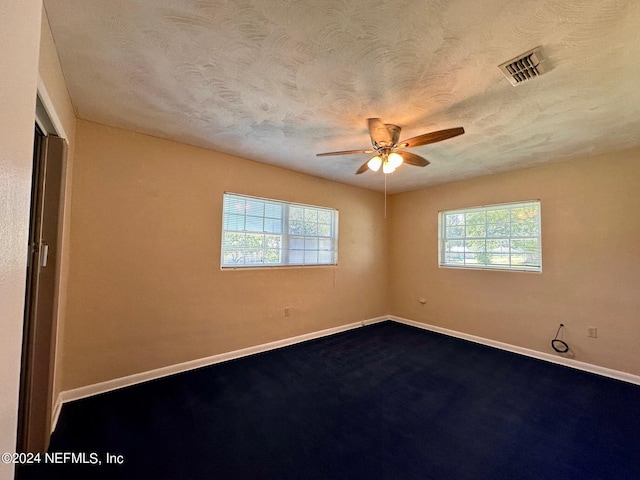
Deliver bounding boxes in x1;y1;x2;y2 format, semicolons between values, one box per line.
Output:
587;326;597;338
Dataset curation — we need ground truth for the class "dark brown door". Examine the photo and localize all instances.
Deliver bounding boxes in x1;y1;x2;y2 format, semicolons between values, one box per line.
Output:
18;127;66;453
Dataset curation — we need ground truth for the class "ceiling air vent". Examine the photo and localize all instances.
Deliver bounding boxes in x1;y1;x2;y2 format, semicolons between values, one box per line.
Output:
498;46;547;86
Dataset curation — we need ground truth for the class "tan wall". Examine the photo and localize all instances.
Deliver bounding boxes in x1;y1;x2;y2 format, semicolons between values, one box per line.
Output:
0;0;42;475
63;120;388;390
38;3;78;413
388;147;640;376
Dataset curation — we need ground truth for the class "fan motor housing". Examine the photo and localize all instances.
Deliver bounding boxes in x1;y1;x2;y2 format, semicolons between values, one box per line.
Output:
384;124;401;147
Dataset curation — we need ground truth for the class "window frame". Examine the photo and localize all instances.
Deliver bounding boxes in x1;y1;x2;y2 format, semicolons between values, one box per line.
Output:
438;200;542;273
221;192;339;269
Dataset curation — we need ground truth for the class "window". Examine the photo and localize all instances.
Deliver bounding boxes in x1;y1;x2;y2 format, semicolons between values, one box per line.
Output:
221;193;338;268
439;201;541;272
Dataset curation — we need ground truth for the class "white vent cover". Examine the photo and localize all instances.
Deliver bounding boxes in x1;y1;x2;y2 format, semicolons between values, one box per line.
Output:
498;47;548;86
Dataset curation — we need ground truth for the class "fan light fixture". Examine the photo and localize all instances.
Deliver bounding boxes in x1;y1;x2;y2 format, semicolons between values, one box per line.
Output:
382;160;395;174
388;152;403;168
367;151;403;174
367;155;382;172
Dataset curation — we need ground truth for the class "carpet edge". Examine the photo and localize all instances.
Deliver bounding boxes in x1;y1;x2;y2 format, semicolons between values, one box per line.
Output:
53;316;389;432
390;315;640;386
54;314;639;435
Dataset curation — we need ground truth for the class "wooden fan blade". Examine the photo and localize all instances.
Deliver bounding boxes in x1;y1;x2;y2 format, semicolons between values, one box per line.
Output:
316;148;374;157
356;160;371;175
398;151;430;167
398;127;465;148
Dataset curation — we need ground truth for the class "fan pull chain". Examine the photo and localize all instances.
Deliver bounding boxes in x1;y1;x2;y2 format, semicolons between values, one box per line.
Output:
384;173;387;219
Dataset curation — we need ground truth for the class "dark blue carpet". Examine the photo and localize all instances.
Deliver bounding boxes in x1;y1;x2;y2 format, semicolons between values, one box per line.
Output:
18;321;640;479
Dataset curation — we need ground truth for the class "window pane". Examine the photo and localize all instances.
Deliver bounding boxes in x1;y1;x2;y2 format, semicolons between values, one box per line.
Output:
264;249;281;264
244;249;263;264
245;200;264;217
444;240;464;264
222;232;246;265
488;254;510;265
289;220;303;235
318;210;331;224
445;252;464;265
445;240;464;252
319;238;333;250
304;209;318;223
466;212;485;224
245;215;264;232
486;208;510;223
466;224;485;237
512;205;539;222
290;236;304;249
289;250;304;264
222;194;338;268
511;221;538;237
222;251;244;265
304;250;318;264
487;223;510;237
303;222;318;236
289;206;303;221
264;218;282;233
224;197;245;214
223;232;245;248
304;238;318;250
318;251;333;263
224;214;244;231
487;239;509;253
317;224;330;236
264;235;281;249
264;203;282;219
446;226;465;238
245;234;264;248
439;201;541;272
446;213;465;226
464;240;484;253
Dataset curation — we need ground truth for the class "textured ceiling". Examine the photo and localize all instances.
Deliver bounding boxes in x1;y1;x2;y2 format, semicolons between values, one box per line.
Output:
44;0;640;193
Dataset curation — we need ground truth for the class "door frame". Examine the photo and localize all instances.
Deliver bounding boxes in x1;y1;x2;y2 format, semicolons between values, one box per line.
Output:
17;86;70;452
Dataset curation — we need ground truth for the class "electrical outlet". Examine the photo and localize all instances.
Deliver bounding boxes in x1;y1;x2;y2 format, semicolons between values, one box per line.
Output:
284;307;290;317
587;326;597;338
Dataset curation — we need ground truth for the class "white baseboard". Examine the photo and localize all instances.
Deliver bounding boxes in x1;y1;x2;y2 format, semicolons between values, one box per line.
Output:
52;313;638;434
390;315;640;386
51;395;63;434
58;316;389;409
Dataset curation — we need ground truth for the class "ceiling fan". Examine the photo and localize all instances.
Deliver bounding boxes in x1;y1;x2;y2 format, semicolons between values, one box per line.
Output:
316;118;465;175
